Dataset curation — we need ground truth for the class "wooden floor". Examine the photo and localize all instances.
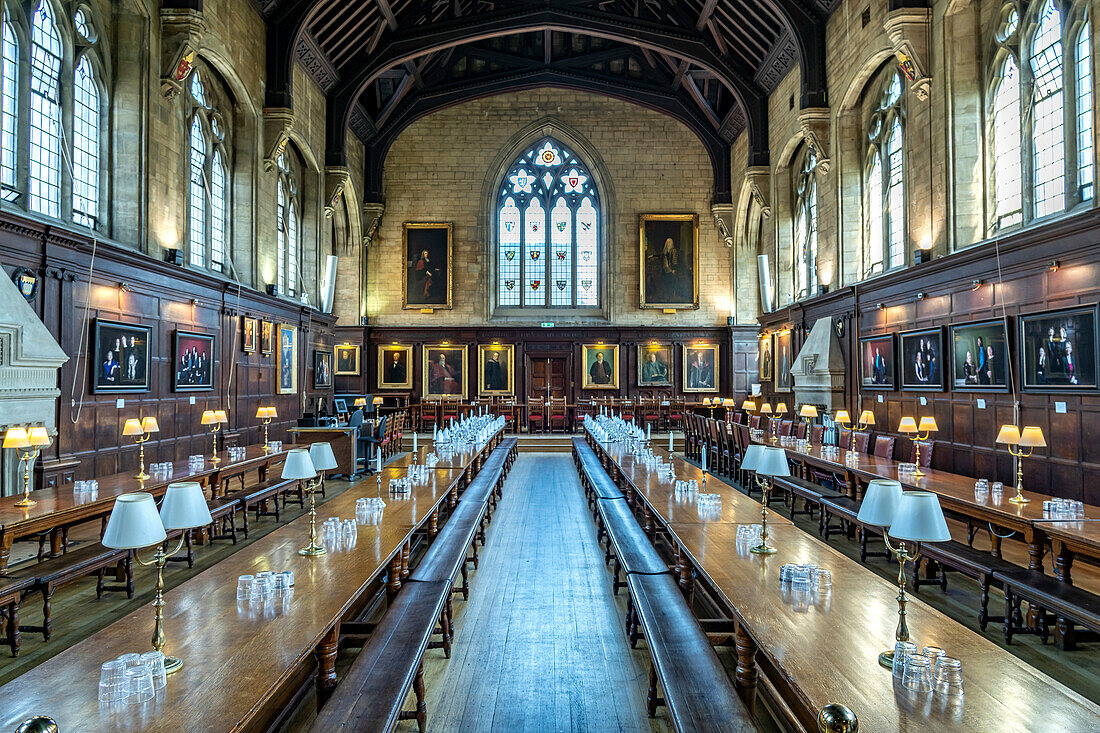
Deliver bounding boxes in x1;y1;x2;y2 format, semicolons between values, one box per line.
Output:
402;453;669;732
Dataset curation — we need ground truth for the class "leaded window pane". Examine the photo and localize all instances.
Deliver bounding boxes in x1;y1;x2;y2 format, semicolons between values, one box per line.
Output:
72;56;100;228
29;1;62;217
1077;22;1093;201
886;118;905;268
866;158;883;274
1029;0;1065;217
992;56;1023;229
210;151;227;271
188;117;206;268
276;181;286;292
794;151;817;298
286;200;299;296
0;15;18;201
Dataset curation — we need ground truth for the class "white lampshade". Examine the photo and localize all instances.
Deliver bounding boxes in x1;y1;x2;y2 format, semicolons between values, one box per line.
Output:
834;410;851;426
27;427;50;447
741;444;766;473
775;402;788;414
309;442;339;471
281;448;317;480
800;404;819;419
102;493;168;550
754;446;791;477
996;424;1021;445
122;418;144;437
159;482;213;530
1019;426;1046;448
888;492;951;543
857;479;904;527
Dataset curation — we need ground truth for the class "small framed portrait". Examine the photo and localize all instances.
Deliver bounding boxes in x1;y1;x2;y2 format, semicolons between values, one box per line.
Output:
335;344;361;376
260;321;274;354
242;317;257;353
683;344;719;393
899;327;946;391
759;334;774;382
403;223;453;309
860;334;896;390
951;319;1011;392
173;330;215;392
478;344;515;396
277;324;297;395
334;397;348;414
582;344;619;389
637;343;673;387
639;213;699;309
423;344;467;399
92;319;152;393
1019;305;1098;392
378;345;414;390
314;350;333;389
774;330;793;393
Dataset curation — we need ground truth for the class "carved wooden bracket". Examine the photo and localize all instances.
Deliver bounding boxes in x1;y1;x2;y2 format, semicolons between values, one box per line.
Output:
159;9;205;99
884;9;933;101
711;203;735;248
362;203;385;248
324;167;350;219
798;108;831;175
262;109;294;172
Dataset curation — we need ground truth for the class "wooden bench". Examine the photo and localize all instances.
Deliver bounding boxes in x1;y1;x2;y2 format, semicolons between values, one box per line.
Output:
0;576;36;656
411;493;487;604
11;543;132;642
222;478;297;536
572;438;625;508
311;579;452;733
994;569;1100;651
627;573;757;731
819;495;861;542
771;475;844;528
206;497;240;544
595;498;669;594
912;540;1018;631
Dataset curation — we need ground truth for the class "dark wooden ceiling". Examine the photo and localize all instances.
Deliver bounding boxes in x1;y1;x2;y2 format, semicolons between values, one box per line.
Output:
260;0;836;203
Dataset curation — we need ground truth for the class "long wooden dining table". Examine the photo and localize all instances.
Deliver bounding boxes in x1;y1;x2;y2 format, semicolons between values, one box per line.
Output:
0;429;502;732
0;444;293;572
590;431;1100;731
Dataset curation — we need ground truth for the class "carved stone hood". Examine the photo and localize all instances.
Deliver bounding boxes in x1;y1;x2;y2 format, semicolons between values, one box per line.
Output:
0;270;68;434
789;317;845;411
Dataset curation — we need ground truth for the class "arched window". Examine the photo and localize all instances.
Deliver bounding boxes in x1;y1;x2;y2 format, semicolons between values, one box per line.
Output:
72;56;100;227
864;70;906;276
991;54;1023;229
185;70;230;273
1029;0;1065;217
276;149;301;297
29;0;62;217
0;11;17;201
792;147;818;300
1076;20;1093;200
495;138;600;309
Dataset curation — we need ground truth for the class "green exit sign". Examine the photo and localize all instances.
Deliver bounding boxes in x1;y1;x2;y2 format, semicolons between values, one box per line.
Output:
541;322;555;328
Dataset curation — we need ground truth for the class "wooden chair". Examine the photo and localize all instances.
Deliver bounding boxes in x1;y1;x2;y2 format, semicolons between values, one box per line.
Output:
642;397;662;432
420;401;439;433
549;397;568;432
911;439;934;466
749;414;761;430
666;399;685;431
851;432;871;453
874;435;896;459
527;400;546;433
779;420;794;437
810;425;824;444
795;422;808;439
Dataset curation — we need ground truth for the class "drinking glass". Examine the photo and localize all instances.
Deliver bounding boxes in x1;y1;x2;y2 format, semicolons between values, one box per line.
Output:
934;656;964;695
273;573;290;591
140;651;167;690
892;641;917;679
117;652;142;669
814;569;832;588
98;660;127;703
236;575;254;600
921;645;946;671
902;656;934;693
124;666;155;704
280;570;294;588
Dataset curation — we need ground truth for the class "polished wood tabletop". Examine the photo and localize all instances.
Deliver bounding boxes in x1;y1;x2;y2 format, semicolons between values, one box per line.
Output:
0;465;469;732
388;443;485;468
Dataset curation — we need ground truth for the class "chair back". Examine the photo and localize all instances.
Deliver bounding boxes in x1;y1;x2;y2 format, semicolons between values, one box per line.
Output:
348;409;364;428
851;431;870;453
911;439;934;466
794;422;807;439
749;414;761;430
779;420;793;437
810;424;823;444
874;435;896;459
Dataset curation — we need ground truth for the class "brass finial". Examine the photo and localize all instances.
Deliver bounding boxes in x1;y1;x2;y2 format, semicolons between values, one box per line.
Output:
817;704;858;732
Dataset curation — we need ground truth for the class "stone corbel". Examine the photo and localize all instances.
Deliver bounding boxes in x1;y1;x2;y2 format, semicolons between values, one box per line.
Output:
744;166;771;219
262;109;294;172
362;202;385;248
798;109;831;175
884;9;933;101
711;203;735;248
323;167;350;218
159;8;205;99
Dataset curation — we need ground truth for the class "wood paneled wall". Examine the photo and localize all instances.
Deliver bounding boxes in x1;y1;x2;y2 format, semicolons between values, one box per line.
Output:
0;212;336;489
757;208;1100;503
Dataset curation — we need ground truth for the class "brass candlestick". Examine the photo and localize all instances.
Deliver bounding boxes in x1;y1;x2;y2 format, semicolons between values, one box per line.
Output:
750;475;777;555
14;446;40;508
135;535;187;674
135;432;152;480
299;476;326;556
877;533;921;668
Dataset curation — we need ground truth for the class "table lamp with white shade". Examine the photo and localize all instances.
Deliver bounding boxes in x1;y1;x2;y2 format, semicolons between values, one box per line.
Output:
201;410;228;464
102;483;212;674
282;448;323;556
256;406;277;452
123;416;160;480
857;480;950;668
741;445;789;554
996;424;1046;504
3;427;51;507
799;404;819;433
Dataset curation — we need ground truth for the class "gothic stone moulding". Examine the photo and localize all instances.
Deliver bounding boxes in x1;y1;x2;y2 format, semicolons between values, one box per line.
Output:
324;167;350;219
744;166;771;219
159;8;206;99
884;9;933;101
262;108;294;172
798;108;831;175
711;203;735;248
362;203;385;248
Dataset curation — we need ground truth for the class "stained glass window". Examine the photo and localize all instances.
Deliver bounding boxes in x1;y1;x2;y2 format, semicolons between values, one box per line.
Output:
864;70;905;277
1077;21;1093;201
991;56;1022;230
0;13;17;201
1029;0;1064;218
188;117;207;268
495;137;600;309
29;1;63;217
793;148;817;299
72;56;100;228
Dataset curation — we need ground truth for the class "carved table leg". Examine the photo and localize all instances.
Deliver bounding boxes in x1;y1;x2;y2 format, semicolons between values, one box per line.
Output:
734;622;758;715
429;509;439;538
1052;539;1073;584
643;505;655;539
388;555;403;599
0;533;12;574
315;625;339;708
402;540;410;579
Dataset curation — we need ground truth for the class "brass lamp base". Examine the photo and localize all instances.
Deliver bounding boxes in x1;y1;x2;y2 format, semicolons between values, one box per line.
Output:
911;467;925;479
878;650;894;669
164;655;184;675
750;543;778;555
1009;493;1030;504
13;498;36;508
299;544;327;557
135;471;150;481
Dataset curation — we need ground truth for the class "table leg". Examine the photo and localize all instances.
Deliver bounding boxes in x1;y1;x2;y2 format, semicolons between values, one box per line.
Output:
1025;528;1046;572
643;505;655;539
734;622;758;715
402;540;410;579
429;509;439;538
388;554;403;599
1052;539;1074;584
989;531;1003;560
315;625;339;707
0;533;12;573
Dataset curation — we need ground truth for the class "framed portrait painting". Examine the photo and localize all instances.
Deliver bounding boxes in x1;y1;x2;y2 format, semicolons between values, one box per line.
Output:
860;334;896;390
478;344;515;396
1019;306;1098;392
377;345;414;390
637;343;673;388
173;330;215;392
92;319;151;394
774;330;793;393
899;327;945;391
639;214;699;309
242;317;257;353
422;344;467;399
276;324;297;395
335;344;361;376
314;350;333;389
950;319;1010;392
683;344;719;393
260;321;274;355
582;344;619;389
403;223;453;309
759;334;773;382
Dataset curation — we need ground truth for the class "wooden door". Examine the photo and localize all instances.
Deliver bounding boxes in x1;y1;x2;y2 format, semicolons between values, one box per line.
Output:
526;355;568;402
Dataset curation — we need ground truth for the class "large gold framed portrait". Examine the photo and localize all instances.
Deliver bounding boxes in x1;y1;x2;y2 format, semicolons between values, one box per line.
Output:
335;343;361;376
581;344;619;390
276;324;297;395
639;213;699;309
403;223;453;310
478;344;515;396
377;345;414;390
422;344;468;399
683;343;719;393
637;343;673;387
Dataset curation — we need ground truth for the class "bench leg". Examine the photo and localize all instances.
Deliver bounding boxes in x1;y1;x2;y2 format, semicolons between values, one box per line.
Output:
979;577;990;631
5;600;19;656
1003;590;1015;644
447;596;455;637
646;664;660;718
734;623;758;716
315;625;339;708
440;608;452;658
398;664;428;732
39;587;53;642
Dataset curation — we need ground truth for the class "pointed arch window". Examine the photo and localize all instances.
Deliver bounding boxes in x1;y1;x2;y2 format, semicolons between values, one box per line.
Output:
29;0;62;217
186;70;229;273
864;70;906;277
1029;0;1065;217
276;151;301;297
495;138;601;309
72;56;100;227
990;55;1023;229
793;148;818;300
1076;20;1093;200
0;12;17;201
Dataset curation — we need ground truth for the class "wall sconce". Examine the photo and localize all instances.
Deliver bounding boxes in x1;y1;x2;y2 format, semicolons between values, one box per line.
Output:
1048;260;1059;272
119;282;132;292
971;279;983;290
916;292;926;301
876;303;884;310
